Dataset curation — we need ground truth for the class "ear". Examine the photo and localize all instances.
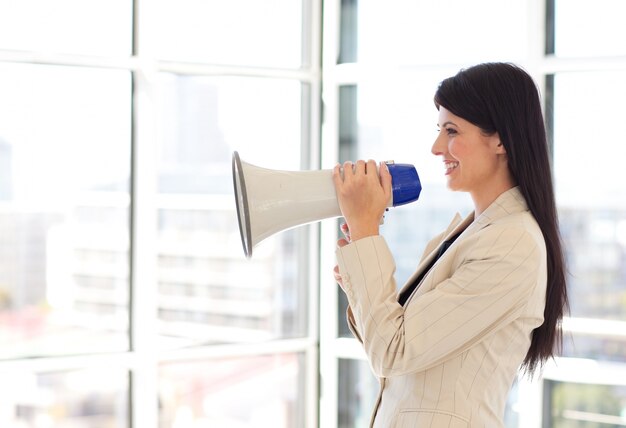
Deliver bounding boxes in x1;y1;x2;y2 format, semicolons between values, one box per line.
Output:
492;134;506;155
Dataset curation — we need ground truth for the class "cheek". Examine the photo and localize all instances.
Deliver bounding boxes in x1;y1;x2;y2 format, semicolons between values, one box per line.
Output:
448;139;468;160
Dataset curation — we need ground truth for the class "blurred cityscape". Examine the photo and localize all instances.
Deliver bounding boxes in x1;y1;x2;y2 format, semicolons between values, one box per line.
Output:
0;77;304;426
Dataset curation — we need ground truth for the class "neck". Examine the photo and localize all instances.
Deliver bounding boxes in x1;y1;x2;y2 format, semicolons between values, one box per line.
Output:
471;181;516;217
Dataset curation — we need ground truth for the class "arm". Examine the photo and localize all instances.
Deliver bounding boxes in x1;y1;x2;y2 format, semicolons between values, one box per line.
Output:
336;225;546;377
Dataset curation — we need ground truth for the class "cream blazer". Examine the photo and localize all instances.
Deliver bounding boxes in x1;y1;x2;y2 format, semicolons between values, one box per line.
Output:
335;187;546;427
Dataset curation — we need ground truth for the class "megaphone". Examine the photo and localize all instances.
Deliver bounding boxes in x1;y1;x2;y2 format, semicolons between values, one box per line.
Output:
232;151;421;258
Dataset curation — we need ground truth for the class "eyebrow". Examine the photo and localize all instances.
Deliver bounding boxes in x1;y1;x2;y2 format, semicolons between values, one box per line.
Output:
437;121;458;128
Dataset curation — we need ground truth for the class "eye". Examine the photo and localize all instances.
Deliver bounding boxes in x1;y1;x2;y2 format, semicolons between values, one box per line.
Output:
445;127;457;136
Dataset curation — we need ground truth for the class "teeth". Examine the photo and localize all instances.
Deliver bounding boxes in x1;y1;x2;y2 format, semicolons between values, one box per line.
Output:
445;162;459;172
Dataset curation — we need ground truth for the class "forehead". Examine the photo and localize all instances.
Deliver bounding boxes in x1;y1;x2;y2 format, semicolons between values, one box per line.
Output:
438;106;458;122
437;107;471;127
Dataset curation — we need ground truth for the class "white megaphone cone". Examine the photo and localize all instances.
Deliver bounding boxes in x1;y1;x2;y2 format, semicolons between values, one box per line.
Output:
232;151;421;258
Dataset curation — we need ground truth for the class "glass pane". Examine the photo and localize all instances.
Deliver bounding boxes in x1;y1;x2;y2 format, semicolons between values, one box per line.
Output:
338;0;530;65
553;71;626;321
159;353;305;427
504;378;520;428
339;0;358;64
545;380;626;427
0;368;129;427
155;74;307;348
152;0;304;68
338;358;378;428
554;0;626;57
0;0;132;57
563;334;626;364
0;63;132;358
336;85;357;338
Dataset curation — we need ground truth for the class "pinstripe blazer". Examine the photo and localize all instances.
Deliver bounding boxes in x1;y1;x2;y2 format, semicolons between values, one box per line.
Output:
335;187;547;427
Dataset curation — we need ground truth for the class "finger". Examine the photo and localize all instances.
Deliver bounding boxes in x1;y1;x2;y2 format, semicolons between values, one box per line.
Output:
340;222;351;240
366;159;378;179
355;159;366;175
379;161;393;198
333;264;341;277
332;163;343;188
333;265;344;287
342;161;354;178
337;238;349;248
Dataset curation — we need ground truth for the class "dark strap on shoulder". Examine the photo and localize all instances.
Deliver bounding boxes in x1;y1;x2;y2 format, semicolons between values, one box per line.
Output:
398;233;460;306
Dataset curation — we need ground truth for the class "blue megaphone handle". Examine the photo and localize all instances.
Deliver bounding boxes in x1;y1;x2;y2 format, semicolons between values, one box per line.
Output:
387;163;422;207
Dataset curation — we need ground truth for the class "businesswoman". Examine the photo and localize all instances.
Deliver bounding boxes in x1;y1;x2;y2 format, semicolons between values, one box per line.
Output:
332;62;568;427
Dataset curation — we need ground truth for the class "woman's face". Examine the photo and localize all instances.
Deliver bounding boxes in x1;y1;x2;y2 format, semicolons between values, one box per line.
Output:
432;107;507;195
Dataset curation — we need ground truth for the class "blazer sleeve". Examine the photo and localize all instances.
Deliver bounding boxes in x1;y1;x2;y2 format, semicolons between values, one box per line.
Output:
343;228;447;344
335;224;546;378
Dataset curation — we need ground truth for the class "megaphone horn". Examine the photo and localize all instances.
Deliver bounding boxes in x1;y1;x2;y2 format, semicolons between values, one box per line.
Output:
232;151;421;258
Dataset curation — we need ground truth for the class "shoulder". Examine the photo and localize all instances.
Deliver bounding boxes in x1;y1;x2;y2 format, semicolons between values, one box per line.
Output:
461;210;546;269
492;210;545;251
467;187;546;257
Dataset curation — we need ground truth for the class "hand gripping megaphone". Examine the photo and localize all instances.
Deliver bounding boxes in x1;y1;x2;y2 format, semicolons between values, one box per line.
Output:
232;151;421;258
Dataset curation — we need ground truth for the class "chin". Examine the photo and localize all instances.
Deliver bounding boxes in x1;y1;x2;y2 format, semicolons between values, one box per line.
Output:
446;180;461;191
446;181;468;193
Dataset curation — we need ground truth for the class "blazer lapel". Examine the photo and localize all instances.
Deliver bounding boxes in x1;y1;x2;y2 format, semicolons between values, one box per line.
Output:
398;212;473;297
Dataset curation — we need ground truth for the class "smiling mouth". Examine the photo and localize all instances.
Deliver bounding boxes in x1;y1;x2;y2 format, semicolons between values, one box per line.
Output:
445;161;459;174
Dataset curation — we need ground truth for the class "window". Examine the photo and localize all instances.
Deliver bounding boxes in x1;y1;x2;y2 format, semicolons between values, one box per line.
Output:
0;0;132;56
550;0;626;57
151;0;304;68
160;353;306;427
154;74;308;348
542;0;626;423
2;1;625;427
552;70;626;322
0;368;129;427
544;379;626;427
0;62;131;357
0;1;320;427
320;0;626;427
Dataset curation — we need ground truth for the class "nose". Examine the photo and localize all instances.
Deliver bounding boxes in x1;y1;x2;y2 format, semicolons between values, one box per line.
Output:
431;131;446;156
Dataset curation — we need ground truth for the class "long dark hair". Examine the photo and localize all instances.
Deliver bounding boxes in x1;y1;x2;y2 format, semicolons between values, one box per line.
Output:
433;62;568;375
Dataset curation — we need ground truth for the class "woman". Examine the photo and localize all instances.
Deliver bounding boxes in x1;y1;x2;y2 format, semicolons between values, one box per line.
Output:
332;62;568;427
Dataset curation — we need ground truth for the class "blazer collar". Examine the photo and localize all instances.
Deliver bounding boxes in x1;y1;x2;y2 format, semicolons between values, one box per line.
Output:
448;186;528;239
473;186;528;227
399;187;528;296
